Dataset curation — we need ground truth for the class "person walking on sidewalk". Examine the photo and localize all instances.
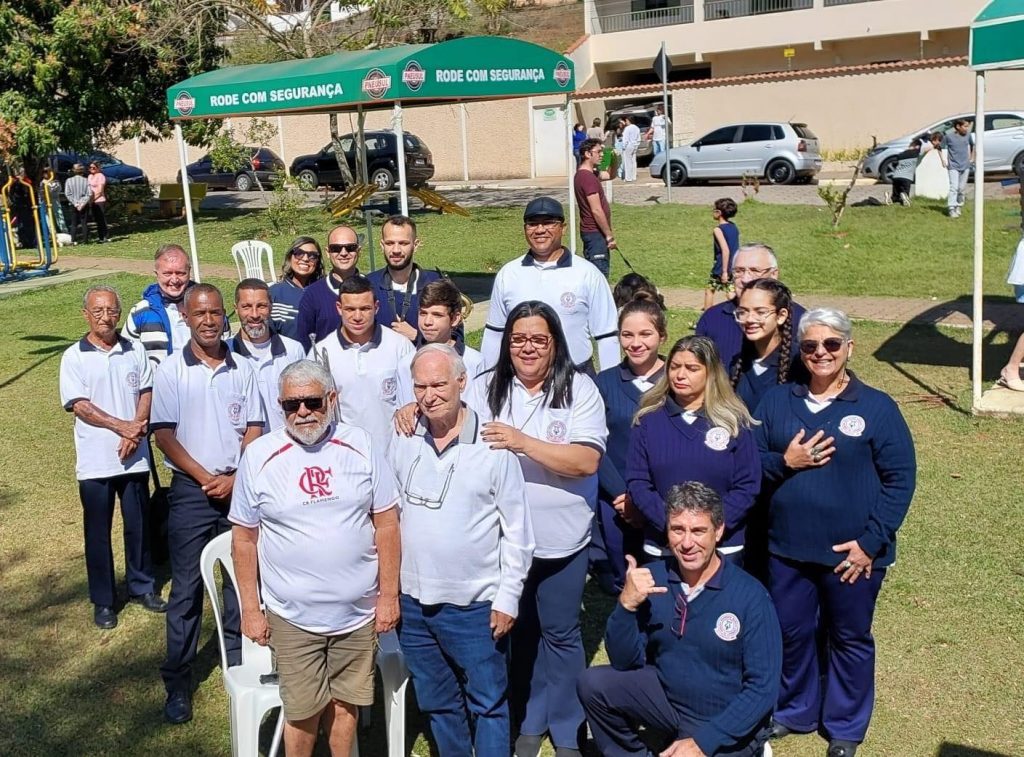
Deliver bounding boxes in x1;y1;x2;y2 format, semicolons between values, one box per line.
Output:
940;119;974;219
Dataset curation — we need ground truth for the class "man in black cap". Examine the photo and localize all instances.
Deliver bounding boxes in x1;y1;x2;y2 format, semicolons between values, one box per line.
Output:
480;196;618;373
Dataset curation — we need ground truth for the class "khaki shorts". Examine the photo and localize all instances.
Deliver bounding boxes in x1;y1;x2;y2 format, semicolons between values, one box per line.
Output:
267;612;378;721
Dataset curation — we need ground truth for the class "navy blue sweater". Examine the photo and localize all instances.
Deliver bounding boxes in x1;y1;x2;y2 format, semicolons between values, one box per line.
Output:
753;374;916;566
594;362;663;501
731;346;807;413
626;403;760;550
697;299;806;371
294;275;343;351
606;558;782;755
268;278;307;341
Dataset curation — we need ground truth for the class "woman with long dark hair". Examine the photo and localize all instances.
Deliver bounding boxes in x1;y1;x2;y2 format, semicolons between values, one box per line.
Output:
470;301;607;757
627;335;760;566
268;236;325;340
730;278;801;411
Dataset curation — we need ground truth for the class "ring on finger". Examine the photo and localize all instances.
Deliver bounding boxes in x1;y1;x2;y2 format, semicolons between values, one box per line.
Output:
812;453;821;462
811;445;821;455
842;560;852;569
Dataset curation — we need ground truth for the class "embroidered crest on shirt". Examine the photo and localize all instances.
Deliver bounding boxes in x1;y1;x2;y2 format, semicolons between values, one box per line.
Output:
126;370;139;389
704;427;730;451
839;414;866;437
559;291;576;309
299;466;333;498
546;419;568;443
380;376;398;402
714;612;741;641
227;402;243;424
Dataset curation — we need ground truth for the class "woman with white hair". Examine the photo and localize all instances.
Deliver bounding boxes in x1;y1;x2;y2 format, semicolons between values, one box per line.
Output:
752;307;916;757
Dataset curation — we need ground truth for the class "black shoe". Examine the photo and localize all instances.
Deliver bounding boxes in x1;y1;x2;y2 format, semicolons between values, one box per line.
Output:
130;592;168;613
767;720;793;740
94;605;117;629
514;734;543;757
827;741;858;757
164;690;193;725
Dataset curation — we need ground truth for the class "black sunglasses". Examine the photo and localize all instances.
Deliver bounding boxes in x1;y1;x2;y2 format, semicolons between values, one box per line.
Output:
799;338;846;355
290;249;320;260
328;243;359;254
280;396;326;413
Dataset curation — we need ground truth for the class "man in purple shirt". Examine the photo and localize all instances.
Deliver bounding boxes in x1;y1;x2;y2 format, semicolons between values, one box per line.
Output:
696;243;804;368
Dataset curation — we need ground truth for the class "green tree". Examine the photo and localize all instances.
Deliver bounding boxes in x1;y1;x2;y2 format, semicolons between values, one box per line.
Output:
0;1;225;176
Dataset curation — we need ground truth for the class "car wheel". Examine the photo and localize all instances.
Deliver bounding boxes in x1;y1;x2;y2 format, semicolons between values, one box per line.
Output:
371;167;395;191
234;173;253;192
1014;151;1024;179
878;157;897;185
296;169;318;190
666;161;687;187
765;159;796;185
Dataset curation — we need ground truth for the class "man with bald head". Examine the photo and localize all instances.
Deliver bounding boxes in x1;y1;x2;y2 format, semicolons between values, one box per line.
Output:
696;243;805;369
295;224;362;350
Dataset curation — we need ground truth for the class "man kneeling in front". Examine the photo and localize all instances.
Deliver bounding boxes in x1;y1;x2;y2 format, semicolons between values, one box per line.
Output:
578;482;781;757
230;360;401;756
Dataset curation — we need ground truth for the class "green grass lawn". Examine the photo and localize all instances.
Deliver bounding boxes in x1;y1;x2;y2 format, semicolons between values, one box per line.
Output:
1;276;1023;756
84;196;1024;302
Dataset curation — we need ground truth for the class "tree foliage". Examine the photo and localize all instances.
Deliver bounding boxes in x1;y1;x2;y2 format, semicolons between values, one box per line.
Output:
0;1;226;172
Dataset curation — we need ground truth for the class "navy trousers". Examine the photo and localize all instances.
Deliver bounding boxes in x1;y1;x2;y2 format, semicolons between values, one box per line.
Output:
511;546;589;749
398;595;510;757
578;665;767;757
78;472;154;607
769;554;885;743
160;473;241;694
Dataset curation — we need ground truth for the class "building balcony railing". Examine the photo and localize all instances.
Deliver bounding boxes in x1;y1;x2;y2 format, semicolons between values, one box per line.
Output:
824;0;879;6
703;0;812;21
591;2;694;34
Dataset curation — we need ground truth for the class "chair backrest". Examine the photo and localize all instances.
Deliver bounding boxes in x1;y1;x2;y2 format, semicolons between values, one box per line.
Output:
231;240;277;284
199;531;273;676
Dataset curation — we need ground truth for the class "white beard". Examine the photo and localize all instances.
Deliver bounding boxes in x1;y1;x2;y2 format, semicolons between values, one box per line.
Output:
287;416;331;446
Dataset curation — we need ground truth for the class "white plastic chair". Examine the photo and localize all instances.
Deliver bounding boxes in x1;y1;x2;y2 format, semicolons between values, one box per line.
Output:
200;532;284;757
231;240;277;283
376;630;410;757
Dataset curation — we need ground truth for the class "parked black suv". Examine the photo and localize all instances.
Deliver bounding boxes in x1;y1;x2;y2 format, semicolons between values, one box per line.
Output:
176;146;286;191
290;130;434;191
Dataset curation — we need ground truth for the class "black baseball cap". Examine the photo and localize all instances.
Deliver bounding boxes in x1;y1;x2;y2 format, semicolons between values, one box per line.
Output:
523;196;565;222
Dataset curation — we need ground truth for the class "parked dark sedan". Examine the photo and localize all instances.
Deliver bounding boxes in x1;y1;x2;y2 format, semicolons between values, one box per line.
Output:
176;146;285;191
290;130;434;191
50;150;148;185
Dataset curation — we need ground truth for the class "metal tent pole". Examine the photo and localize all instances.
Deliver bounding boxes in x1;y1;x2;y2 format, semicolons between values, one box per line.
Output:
392;102;410;216
174;123;201;282
357;105;374;269
971;71;986;406
566;95;576;255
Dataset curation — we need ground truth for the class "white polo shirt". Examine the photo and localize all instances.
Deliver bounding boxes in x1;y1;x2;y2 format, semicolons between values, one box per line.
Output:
230;333;306;431
389;407;535;616
396;342;486;406
310;324;414;453
467;371;607;559
229;423;399;634
59;336;152;481
150;343;263;475
480;248;619;371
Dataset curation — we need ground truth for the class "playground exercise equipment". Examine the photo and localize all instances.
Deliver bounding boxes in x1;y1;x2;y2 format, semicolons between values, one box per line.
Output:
328;182;471;220
0;173;60;282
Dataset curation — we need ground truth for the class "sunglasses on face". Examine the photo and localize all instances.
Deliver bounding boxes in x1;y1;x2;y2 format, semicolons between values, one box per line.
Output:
290;249;320;260
799;338;846;355
328;243;359;255
280;396;326;413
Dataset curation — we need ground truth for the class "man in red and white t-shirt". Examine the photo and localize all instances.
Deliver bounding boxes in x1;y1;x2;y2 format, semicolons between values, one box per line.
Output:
230;359;400;757
573;138;617;279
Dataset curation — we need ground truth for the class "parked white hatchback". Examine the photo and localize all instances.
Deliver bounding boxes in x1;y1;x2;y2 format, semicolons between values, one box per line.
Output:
649;122;822;186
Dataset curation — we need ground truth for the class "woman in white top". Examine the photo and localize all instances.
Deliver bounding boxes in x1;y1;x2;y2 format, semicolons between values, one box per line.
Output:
471;300;608;757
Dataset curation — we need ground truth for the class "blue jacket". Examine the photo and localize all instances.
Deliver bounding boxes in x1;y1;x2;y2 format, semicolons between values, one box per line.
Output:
753;373;916;566
366;265;442;333
594;361;663;501
606;558;782;755
122;282;195;364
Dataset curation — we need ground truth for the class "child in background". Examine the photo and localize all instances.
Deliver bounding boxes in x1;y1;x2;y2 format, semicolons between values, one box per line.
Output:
704;197;740;310
889;138;923;207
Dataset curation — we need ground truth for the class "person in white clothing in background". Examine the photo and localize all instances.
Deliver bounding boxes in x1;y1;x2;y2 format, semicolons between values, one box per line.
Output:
620;116;642;182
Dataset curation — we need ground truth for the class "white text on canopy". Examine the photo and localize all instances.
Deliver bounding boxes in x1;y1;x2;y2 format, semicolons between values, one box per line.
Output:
434;68;547;84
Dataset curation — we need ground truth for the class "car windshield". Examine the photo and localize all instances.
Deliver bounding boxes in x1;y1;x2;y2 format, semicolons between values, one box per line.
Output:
87;153;122;167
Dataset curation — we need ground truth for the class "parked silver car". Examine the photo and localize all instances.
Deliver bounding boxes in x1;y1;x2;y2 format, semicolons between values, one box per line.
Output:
862;110;1024;183
649;122;822;185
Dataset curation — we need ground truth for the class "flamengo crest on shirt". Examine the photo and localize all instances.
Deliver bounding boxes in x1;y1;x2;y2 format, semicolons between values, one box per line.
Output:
299;465;333;499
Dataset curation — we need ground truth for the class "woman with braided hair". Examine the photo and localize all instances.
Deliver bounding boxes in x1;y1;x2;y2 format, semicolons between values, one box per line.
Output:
730;278;805;412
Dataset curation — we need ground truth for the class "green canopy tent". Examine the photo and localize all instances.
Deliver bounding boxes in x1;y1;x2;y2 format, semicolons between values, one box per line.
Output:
165;36;577;279
968;0;1024;408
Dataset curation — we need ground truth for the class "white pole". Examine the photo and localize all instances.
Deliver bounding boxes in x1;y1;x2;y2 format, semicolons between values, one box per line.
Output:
566;95;577;255
528;97;537;179
133;137;142;171
460;104;470;182
661;40;672;202
392;102;409;216
174;123;201;282
972;71;986;406
277;116;288;174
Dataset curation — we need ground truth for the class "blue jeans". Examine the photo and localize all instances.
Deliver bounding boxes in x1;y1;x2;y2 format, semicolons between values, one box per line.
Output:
398;595;510;757
653;139;665;156
947;168;969;211
581;231;610;278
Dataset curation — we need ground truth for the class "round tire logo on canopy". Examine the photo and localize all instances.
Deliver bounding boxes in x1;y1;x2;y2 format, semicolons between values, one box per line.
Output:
554;62;571;88
402;61;426;92
173;91;196;116
362;68;392;99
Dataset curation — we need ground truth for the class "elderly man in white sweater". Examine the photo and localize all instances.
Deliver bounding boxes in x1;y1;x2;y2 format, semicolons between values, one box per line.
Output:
389;343;535;757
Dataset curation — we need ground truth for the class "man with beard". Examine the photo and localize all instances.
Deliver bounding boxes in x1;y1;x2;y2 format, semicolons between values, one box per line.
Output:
231;359;400;757
230;279;306;431
295;225;363;350
367;215;444;342
151;283;264;725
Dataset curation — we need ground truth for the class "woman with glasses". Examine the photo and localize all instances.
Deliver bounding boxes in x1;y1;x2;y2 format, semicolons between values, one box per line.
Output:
753;308;916;757
470;301;607;757
269;236;325;340
592;291;667;593
627;335;760;567
730;278;803;412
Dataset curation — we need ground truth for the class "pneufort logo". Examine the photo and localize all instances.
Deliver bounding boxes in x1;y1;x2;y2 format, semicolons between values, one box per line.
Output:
362;68;392;99
173;91;196;116
402;61;426;91
554;62;571;88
